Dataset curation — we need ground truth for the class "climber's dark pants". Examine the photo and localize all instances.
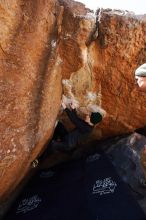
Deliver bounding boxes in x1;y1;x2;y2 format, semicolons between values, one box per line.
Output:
38;122;71;161
51;122;80;152
53;121;68;141
135;126;146;136
50;140;71;152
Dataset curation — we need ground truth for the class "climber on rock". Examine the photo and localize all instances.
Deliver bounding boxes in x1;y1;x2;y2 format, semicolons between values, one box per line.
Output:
34;96;105;167
34;83;106;167
50;97;104;153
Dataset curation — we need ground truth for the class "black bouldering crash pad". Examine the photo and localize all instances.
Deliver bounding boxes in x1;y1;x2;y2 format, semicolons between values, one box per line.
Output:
4;152;146;220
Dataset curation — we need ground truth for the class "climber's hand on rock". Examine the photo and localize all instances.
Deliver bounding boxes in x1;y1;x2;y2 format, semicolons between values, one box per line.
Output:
61;95;67;109
62;101;67;109
70;101;75;109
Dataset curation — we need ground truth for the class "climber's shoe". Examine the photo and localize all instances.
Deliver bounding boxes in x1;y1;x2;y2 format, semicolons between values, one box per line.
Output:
31;159;39;168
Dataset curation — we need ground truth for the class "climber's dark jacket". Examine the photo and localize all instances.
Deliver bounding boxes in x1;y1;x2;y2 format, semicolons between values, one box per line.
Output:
63;108;93;149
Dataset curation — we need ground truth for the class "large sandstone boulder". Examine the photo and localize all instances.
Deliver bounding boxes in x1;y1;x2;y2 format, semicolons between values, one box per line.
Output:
0;0;62;200
0;0;146;201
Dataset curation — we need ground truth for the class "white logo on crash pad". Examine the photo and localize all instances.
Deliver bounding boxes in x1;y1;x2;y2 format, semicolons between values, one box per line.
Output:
16;195;42;214
93;177;117;196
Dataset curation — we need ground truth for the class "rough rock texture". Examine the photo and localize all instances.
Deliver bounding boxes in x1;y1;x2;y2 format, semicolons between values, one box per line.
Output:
0;0;62;200
0;0;146;202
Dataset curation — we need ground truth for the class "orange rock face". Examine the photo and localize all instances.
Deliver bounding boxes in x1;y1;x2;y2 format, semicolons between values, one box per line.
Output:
0;0;62;200
0;0;146;200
